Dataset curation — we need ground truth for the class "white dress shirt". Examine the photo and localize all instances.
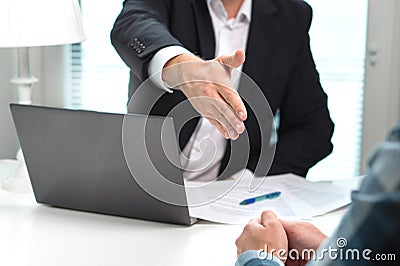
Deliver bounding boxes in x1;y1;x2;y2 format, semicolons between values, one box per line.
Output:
148;0;252;181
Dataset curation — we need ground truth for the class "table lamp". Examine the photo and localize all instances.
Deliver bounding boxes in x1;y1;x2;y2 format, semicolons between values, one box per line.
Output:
0;0;86;192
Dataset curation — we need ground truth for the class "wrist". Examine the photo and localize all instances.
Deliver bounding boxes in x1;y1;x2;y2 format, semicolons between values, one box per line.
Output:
164;53;201;68
162;54;202;87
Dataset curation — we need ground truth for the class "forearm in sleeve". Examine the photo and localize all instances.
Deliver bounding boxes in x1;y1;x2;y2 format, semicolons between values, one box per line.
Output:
110;0;184;80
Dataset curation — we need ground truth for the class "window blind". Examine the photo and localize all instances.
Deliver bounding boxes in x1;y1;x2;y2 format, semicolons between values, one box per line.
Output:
305;0;368;180
67;0;127;113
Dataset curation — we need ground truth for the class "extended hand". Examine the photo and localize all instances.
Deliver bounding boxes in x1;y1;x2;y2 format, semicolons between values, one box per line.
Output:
162;50;247;140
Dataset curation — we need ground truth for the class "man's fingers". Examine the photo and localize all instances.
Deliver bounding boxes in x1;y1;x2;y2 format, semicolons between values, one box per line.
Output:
190;94;242;139
208;113;239;140
218;86;247;121
201;95;243;139
217;49;246;69
212;102;244;137
245;218;263;230
248;217;262;225
180;80;246;139
207;118;230;139
261;210;278;227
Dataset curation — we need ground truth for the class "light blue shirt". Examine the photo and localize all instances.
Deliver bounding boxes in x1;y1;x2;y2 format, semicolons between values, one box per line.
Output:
236;123;400;266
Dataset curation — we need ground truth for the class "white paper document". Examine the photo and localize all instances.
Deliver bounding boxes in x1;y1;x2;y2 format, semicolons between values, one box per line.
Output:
186;170;352;224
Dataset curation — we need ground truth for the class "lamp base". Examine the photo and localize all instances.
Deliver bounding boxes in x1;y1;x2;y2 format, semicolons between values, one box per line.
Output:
1;150;32;193
1;47;35;193
0;159;19;187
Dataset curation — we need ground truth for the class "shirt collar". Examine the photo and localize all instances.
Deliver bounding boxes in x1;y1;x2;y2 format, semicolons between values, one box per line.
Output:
207;0;252;24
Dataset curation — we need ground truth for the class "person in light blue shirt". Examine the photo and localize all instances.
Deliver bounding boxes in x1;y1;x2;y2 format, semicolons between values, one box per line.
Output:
235;123;400;266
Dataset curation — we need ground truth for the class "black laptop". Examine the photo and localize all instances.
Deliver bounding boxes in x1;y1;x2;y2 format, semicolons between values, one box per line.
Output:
10;104;196;225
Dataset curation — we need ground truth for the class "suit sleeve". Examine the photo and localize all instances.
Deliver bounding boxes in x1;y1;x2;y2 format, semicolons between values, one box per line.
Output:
269;3;334;177
110;0;183;80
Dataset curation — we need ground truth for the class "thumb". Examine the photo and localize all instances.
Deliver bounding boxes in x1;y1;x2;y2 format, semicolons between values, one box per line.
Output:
261;210;278;227
216;49;246;69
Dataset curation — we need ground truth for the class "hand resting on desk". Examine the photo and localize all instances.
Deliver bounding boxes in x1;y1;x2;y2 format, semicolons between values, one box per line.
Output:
235;210;288;263
235;210;328;265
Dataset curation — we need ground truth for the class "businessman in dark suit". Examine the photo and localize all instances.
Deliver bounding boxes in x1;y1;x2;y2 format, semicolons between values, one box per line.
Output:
111;0;334;180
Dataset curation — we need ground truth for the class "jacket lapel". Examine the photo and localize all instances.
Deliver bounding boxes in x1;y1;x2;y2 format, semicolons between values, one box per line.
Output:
191;0;216;60
241;0;279;89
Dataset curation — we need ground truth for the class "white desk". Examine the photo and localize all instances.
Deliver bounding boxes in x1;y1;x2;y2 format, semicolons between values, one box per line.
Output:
1;158;359;266
0;188;351;266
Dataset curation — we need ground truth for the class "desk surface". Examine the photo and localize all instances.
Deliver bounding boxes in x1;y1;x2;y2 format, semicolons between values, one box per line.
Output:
0;187;349;266
1;159;359;266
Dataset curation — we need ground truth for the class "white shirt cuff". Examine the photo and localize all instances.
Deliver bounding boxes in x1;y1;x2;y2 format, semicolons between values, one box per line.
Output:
148;46;192;93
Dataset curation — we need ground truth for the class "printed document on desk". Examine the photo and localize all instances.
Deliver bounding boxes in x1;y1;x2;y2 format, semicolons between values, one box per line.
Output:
186;170;352;224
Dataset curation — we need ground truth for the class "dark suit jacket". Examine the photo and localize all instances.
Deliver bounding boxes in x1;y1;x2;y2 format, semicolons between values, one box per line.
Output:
111;0;334;178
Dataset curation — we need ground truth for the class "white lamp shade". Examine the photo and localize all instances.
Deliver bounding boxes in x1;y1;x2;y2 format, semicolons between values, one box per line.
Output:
0;0;85;47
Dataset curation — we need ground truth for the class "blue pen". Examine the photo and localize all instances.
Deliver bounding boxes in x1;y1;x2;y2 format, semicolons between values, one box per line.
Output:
239;191;281;205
